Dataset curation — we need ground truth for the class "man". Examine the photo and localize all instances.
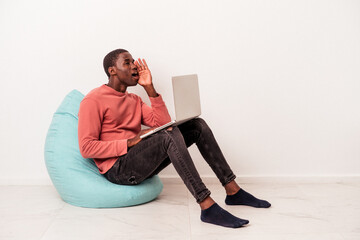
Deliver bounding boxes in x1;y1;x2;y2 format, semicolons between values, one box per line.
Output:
78;48;271;228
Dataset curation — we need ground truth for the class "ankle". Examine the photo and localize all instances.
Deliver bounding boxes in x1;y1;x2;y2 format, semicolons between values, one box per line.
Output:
225;181;241;195
199;196;215;210
226;188;241;196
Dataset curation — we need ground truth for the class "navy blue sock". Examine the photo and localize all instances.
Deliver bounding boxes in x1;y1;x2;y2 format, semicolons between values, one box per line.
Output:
225;188;271;208
200;203;249;228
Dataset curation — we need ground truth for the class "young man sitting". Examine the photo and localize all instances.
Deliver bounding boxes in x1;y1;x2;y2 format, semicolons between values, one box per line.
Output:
78;49;271;228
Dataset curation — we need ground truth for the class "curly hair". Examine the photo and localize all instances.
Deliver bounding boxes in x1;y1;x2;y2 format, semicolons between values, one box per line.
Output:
103;49;128;78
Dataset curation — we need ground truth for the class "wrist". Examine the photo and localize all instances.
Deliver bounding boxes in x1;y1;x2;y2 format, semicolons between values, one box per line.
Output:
127;139;133;148
142;83;154;89
143;84;158;98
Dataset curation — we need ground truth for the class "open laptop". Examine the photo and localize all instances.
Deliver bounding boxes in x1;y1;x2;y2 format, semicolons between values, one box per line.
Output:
140;74;201;139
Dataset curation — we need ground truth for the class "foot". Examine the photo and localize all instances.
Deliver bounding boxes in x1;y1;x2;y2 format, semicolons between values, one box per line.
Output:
225;188;271;208
200;203;249;228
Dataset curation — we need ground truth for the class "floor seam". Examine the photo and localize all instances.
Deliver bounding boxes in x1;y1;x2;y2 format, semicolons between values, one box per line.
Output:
38;201;66;240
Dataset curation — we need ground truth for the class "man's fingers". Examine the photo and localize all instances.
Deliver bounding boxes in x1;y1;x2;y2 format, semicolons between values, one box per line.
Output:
136;59;142;70
138;58;145;69
135;58;150;71
134;61;140;70
142;59;149;70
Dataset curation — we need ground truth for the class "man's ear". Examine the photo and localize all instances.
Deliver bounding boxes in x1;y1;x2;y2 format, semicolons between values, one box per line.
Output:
108;66;116;76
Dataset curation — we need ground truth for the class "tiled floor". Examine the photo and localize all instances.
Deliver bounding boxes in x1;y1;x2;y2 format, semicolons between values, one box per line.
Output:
0;180;359;240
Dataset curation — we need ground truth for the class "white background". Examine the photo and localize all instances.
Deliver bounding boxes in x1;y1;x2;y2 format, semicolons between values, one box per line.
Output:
0;0;359;184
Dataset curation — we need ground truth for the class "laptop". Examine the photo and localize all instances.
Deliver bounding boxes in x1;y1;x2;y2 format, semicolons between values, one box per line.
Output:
140;74;201;139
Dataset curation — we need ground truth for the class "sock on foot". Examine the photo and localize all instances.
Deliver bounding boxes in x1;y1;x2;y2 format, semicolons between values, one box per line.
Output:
225;188;271;208
200;203;249;228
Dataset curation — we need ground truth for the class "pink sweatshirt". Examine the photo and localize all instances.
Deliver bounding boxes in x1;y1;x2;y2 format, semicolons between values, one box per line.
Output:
77;84;171;174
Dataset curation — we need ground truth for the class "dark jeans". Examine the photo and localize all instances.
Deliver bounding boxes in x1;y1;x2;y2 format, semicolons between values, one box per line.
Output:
104;118;236;203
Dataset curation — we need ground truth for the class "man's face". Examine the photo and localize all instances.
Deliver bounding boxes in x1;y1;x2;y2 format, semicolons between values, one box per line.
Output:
110;52;139;86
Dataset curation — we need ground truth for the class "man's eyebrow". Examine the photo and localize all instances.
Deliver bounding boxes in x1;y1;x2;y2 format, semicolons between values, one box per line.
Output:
123;58;134;62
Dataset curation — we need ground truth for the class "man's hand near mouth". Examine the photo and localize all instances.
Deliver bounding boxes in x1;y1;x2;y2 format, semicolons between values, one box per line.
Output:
135;58;158;97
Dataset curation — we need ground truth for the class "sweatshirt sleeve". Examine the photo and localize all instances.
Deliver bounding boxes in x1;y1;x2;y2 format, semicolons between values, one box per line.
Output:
141;94;172;127
77;98;128;159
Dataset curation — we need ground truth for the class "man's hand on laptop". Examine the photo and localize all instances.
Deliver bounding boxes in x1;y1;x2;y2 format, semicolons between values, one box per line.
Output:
127;126;173;148
127;127;156;148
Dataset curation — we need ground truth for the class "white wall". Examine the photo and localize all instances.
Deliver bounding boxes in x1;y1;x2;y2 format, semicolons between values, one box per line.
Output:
0;0;359;184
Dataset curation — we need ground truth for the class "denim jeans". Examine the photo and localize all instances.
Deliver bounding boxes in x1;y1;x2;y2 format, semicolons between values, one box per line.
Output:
104;118;236;203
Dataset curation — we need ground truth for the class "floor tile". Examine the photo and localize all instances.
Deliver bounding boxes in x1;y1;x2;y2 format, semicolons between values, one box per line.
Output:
0;180;359;240
41;184;191;240
0;186;65;240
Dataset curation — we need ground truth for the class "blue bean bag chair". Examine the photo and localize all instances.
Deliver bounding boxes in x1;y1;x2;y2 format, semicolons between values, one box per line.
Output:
44;89;163;208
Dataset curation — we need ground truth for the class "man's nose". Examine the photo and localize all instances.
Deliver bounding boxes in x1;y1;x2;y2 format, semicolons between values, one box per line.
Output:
131;62;137;70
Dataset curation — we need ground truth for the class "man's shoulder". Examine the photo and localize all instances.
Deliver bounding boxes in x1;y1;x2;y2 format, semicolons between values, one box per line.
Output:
83;85;107;100
85;85;103;97
79;85;105;108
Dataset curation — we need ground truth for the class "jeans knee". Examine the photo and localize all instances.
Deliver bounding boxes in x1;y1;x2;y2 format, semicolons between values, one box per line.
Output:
191;118;211;133
194;117;206;125
162;127;183;148
167;126;182;138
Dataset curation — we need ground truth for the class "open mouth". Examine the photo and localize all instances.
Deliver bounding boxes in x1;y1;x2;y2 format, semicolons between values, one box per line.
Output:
132;72;139;79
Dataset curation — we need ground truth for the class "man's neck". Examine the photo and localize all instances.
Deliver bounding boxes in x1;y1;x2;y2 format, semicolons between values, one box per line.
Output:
107;80;127;93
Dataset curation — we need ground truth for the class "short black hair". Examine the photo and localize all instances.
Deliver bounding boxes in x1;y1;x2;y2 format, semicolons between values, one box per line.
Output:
103;49;128;78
